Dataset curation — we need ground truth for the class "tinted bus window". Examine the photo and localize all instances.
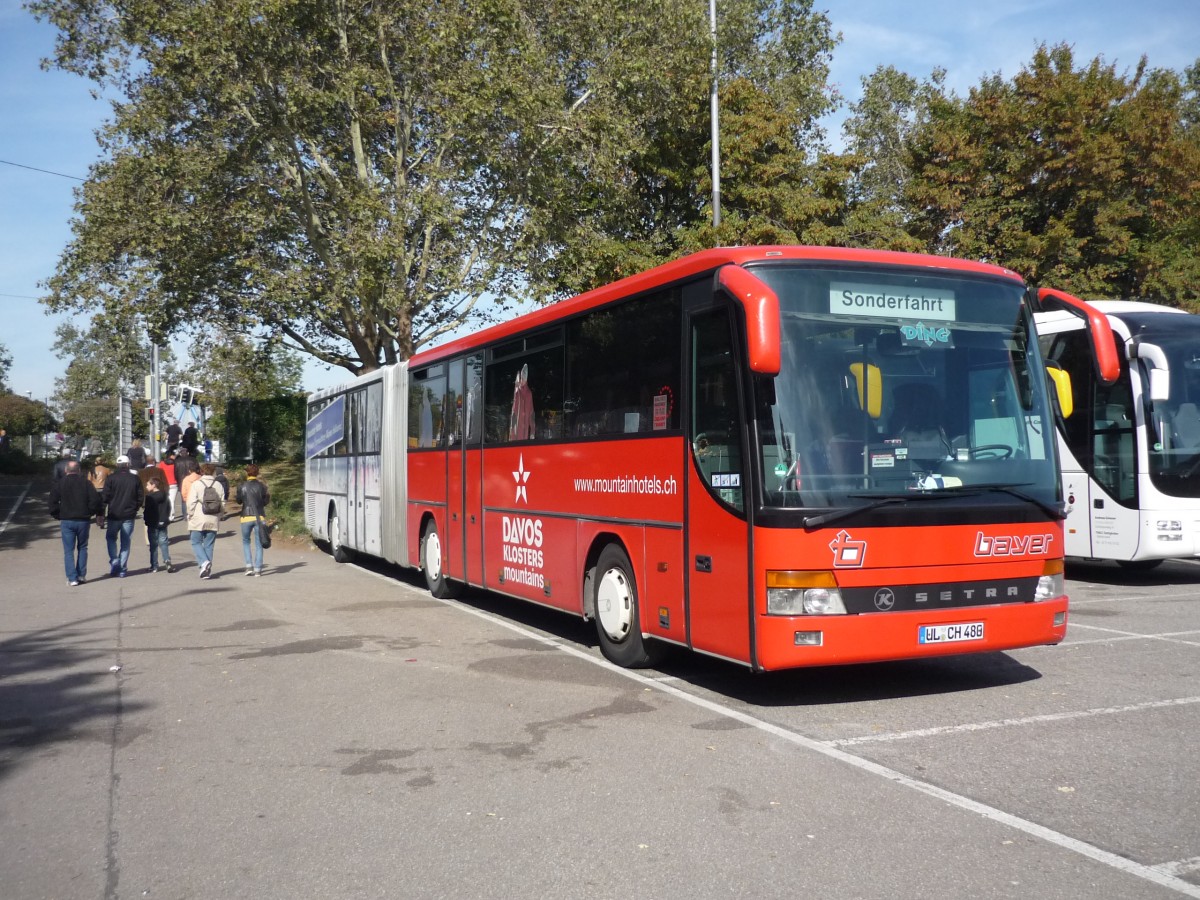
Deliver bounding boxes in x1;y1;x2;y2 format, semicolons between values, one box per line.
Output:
409;366;447;449
567;290;681;436
485;332;565;443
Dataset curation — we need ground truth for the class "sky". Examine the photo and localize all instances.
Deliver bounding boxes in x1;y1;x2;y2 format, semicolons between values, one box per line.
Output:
1;0;1197;408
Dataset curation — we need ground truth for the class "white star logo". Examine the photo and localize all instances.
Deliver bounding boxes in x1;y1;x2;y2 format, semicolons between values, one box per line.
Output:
513;454;530;503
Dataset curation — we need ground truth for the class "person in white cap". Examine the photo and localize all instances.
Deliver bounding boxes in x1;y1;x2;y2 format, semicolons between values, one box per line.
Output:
101;455;144;577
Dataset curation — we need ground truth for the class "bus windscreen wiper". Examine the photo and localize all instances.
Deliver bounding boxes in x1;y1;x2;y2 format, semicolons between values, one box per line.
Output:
802;483;1065;530
803;491;955;530
926;483;1067;520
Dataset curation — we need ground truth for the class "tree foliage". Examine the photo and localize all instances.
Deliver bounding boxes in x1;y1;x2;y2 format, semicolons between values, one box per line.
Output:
904;44;1200;306
0;392;54;438
51;320;154;444
0;341;12;393
31;0;843;373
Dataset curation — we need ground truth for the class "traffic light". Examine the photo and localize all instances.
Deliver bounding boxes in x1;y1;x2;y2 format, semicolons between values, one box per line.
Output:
181;387;194;406
146;406;155;421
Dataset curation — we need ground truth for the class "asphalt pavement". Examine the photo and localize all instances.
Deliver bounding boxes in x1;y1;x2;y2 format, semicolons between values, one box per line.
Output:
2;474;1199;900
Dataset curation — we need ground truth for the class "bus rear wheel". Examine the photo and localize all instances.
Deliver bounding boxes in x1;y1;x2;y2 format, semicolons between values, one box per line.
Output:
593;544;662;669
421;519;461;599
329;509;351;563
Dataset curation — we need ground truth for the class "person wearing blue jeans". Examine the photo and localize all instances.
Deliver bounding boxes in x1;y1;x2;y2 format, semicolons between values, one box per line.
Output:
105;517;135;576
186;463;225;578
48;460;103;586
102;455;144;578
143;475;175;573
236;464;270;576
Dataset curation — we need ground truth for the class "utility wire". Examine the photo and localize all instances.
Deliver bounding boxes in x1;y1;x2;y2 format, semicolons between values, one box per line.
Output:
0;158;85;181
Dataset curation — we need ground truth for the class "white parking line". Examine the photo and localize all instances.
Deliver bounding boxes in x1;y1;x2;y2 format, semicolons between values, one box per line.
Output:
828;696;1200;747
1158;858;1200;878
352;562;1200;898
0;483;32;535
1068;622;1200;647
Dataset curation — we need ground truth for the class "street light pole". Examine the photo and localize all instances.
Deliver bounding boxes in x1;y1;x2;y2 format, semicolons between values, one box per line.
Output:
709;0;721;230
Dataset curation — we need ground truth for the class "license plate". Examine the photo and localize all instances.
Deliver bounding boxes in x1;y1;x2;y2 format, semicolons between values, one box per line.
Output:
919;622;984;644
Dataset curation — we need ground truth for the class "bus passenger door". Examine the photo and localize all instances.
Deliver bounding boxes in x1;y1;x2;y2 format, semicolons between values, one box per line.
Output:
686;307;753;664
463;355;485;585
446;359;467;581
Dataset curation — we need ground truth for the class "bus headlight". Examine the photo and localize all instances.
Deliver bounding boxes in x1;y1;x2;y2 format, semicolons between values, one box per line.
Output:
1035;559;1065;601
766;571;847;615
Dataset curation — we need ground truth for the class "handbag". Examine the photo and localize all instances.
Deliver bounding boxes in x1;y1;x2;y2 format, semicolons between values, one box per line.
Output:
257;516;272;549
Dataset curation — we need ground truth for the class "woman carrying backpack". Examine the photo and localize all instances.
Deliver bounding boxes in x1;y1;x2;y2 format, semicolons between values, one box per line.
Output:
236;464;271;577
186;463;225;579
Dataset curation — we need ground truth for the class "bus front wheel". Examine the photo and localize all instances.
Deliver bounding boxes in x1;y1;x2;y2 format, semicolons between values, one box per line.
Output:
593;544;662;669
421;519;461;599
329;509;351;563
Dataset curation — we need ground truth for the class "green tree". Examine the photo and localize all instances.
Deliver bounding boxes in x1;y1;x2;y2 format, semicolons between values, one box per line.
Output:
0;341;12;392
837;65;944;251
0;393;53;440
30;0;717;373
188;328;304;436
31;0;845;370
51;320;155;447
905;44;1200;306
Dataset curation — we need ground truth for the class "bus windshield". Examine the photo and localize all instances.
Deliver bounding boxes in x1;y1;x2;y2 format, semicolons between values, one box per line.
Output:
1143;325;1200;497
749;264;1059;512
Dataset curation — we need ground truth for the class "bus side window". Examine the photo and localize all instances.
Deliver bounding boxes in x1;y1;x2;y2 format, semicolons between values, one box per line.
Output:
691;310;744;512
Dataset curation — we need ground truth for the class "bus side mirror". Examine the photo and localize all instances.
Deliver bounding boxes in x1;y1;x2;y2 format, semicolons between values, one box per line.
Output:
1046;365;1074;419
849;363;883;418
1131;342;1171;403
717;265;781;376
1035;288;1120;385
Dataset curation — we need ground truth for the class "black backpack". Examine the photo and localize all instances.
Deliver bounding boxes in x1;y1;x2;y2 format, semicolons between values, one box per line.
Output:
200;479;223;515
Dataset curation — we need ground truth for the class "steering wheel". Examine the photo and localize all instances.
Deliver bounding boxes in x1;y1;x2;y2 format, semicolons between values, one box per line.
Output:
968;444;1013;460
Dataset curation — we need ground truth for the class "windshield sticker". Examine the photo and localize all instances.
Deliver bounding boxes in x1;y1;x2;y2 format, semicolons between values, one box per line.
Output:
830;282;956;322
899;322;955;348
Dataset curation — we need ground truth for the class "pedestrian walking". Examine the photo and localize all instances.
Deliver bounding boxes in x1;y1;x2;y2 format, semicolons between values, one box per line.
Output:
52;447;74;484
180;455;201;516
236;464;271;576
102;455;144;578
48;459;103;586
181;422;200;456
143;475;175;573
186;463;225;579
159;452;180;520
165;420;182;455
125;437;148;469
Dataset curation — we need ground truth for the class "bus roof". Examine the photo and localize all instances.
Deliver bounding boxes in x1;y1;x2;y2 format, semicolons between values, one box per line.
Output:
409;245;1025;368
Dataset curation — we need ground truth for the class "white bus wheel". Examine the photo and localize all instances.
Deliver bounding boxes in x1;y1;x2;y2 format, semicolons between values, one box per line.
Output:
593;544;661;669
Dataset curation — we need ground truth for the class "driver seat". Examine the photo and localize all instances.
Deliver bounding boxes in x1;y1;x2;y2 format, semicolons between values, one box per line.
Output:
890;383;948;458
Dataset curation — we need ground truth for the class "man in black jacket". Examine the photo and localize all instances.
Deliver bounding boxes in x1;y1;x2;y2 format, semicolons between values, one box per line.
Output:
49;459;103;586
102;455;144;578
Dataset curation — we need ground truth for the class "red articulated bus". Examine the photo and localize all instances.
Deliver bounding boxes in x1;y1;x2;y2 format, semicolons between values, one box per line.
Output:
305;246;1112;671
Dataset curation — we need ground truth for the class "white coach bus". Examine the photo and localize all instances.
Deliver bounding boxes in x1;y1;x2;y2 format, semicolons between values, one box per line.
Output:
1035;300;1200;569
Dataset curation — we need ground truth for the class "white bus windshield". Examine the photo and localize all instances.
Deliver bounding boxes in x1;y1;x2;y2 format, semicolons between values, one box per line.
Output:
749;264;1059;512
1143;327;1200;497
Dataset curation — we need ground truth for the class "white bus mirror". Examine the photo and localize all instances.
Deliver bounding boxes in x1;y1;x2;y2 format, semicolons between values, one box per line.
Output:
1149;368;1170;404
1132;342;1171;403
